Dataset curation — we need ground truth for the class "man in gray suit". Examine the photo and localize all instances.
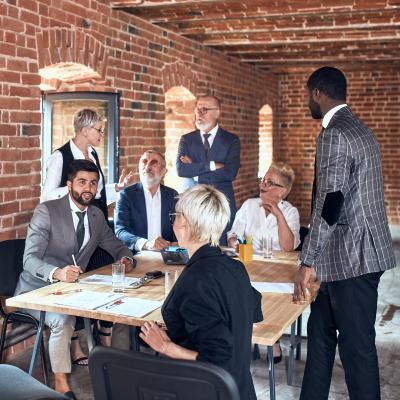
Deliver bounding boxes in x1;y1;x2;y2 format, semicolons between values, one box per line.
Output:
293;67;396;400
14;160;135;399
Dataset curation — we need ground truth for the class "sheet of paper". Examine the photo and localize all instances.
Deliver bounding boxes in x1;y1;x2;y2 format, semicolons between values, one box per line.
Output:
251;282;294;294
97;297;162;318
79;274;140;287
55;291;123;310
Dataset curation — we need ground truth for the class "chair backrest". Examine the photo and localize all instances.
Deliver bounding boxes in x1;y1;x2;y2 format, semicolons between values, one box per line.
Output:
89;347;240;400
0;239;26;296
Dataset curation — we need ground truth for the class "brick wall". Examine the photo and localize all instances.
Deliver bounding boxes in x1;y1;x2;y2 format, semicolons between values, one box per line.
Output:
0;0;278;241
278;69;400;225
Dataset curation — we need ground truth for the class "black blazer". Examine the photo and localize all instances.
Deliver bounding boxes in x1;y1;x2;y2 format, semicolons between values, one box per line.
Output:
114;183;178;251
162;244;263;400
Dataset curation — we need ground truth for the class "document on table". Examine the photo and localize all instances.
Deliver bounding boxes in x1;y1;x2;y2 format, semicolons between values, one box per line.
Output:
55;291;123;310
251;282;294;294
79;274;141;287
97;297;162;318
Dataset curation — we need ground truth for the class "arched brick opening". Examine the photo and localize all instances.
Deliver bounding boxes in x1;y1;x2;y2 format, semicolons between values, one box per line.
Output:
36;28;108;90
258;104;273;177
164;87;196;192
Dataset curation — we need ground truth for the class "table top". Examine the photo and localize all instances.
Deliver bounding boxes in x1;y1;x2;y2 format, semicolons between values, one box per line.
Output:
7;250;318;346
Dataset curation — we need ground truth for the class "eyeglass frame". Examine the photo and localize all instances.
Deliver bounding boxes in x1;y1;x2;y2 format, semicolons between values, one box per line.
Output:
258;177;286;189
194;107;219;116
169;212;183;225
91;126;105;135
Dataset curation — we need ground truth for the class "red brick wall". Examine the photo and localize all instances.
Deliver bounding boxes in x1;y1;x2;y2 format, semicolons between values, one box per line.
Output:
0;0;278;241
278;69;400;225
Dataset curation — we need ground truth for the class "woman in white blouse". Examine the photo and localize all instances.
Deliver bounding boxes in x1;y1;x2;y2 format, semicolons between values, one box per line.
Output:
227;162;300;253
227;162;300;364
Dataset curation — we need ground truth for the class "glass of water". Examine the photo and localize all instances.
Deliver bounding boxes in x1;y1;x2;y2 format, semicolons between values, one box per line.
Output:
112;262;125;293
262;236;273;259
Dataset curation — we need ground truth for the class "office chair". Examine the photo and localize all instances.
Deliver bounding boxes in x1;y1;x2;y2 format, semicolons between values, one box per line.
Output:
89;346;240;400
0;364;68;400
0;239;48;384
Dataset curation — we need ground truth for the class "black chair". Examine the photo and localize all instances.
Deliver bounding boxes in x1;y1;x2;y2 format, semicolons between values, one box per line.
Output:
0;239;48;384
89;346;240;400
0;364;68;400
295;226;310;251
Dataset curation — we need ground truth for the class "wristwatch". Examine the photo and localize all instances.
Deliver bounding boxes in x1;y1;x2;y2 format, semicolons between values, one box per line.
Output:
121;256;136;268
297;259;311;268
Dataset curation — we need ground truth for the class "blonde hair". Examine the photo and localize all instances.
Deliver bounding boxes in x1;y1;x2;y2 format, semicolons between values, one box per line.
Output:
176;185;230;246
269;162;295;194
73;109;103;135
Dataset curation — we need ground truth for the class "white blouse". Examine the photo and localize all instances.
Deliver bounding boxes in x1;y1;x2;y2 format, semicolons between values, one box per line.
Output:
41;140;118;204
227;197;301;252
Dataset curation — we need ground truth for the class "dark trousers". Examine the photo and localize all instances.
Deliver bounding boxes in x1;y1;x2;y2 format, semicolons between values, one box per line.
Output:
300;271;383;400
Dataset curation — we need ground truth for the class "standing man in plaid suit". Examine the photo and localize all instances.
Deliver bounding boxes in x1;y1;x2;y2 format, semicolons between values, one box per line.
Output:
294;66;396;400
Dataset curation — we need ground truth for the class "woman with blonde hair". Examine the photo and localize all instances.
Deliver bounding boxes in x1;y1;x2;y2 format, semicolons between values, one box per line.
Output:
140;184;263;400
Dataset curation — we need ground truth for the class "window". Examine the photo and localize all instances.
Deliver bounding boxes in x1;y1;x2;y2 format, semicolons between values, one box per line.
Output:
41;92;119;186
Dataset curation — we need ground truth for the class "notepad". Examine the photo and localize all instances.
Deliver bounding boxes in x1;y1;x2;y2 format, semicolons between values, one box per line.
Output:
97;297;162;318
55;291;123;310
79;274;140;287
251;282;294;294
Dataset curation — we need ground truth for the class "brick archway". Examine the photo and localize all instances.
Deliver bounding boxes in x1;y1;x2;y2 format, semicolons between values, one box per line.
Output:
36;28;108;90
162;62;198;95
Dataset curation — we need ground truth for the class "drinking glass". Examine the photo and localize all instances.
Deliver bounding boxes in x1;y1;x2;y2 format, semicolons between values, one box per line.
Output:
112;262;125;293
262;236;273;259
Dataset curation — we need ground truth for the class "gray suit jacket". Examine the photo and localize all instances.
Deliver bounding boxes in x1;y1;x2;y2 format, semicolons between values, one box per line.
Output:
15;194;133;295
301;106;396;282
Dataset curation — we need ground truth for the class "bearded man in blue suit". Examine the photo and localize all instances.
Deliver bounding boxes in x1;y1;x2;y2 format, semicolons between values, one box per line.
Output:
176;95;240;244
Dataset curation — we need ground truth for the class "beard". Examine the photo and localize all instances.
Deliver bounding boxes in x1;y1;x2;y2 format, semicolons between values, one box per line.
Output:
308;96;323;119
140;170;161;187
72;190;94;206
195;119;213;132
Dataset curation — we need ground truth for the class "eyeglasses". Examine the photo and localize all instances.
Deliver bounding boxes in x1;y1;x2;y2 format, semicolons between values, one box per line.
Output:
169;212;182;225
259;178;286;189
194;107;219;116
92;126;105;135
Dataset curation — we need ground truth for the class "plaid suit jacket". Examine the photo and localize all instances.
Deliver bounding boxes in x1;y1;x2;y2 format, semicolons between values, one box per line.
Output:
301;106;396;282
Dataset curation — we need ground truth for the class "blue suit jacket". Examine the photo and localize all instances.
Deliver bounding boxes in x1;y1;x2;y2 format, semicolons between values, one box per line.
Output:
176;127;240;215
114;183;178;251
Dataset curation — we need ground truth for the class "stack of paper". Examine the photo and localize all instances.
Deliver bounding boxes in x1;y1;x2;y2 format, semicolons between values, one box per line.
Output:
97;297;162;318
79;274;140;287
251;282;294;294
55;291;123;310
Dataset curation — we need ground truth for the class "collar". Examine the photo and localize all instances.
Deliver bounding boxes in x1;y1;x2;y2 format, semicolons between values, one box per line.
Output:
143;184;161;199
322;104;347;128
70;139;93;159
68;194;88;213
200;124;219;138
186;243;223;269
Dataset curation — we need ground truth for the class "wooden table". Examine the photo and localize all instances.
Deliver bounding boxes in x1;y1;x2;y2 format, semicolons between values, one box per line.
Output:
7;250;318;400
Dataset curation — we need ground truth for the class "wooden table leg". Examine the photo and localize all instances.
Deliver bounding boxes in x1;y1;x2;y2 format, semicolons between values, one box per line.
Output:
267;345;276;400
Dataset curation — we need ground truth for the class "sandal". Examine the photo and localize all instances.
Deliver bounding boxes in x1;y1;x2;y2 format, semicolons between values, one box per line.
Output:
71;336;89;366
98;329;112;347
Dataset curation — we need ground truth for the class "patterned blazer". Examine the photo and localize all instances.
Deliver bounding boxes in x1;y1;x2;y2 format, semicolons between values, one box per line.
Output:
301;106;396;282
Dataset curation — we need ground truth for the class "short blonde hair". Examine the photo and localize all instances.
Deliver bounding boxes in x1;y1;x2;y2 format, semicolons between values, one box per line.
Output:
269;162;295;194
176;184;230;246
73;109;103;134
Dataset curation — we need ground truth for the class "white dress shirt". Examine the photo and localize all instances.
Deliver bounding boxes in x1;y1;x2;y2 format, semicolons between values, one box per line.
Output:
135;186;162;251
322;103;347;128
193;124;219;181
41;139;118;204
49;195;90;282
227;198;301;252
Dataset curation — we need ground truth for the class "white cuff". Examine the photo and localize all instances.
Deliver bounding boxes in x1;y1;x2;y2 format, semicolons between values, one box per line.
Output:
193;176;198;182
135;238;148;251
209;161;216;171
49;267;59;283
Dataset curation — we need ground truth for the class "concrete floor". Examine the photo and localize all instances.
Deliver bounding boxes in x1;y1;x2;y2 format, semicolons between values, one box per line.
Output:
8;240;400;400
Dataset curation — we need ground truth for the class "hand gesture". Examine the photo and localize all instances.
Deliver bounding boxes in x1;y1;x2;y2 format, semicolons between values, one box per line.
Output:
119;257;135;273
260;192;281;217
145;237;170;251
139;321;172;354
53;265;82;283
293;266;316;304
180;155;192;164
116;168;134;191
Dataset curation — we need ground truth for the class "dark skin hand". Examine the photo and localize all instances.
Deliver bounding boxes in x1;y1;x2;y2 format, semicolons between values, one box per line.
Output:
293;265;317;304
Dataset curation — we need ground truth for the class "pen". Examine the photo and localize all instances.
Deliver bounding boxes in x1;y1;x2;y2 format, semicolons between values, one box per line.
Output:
52;289;83;295
72;254;77;266
105;299;124;309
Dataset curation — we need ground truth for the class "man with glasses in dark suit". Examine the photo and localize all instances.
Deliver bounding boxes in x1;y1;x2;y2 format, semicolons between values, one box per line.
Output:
176;95;240;244
293;66;396;400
